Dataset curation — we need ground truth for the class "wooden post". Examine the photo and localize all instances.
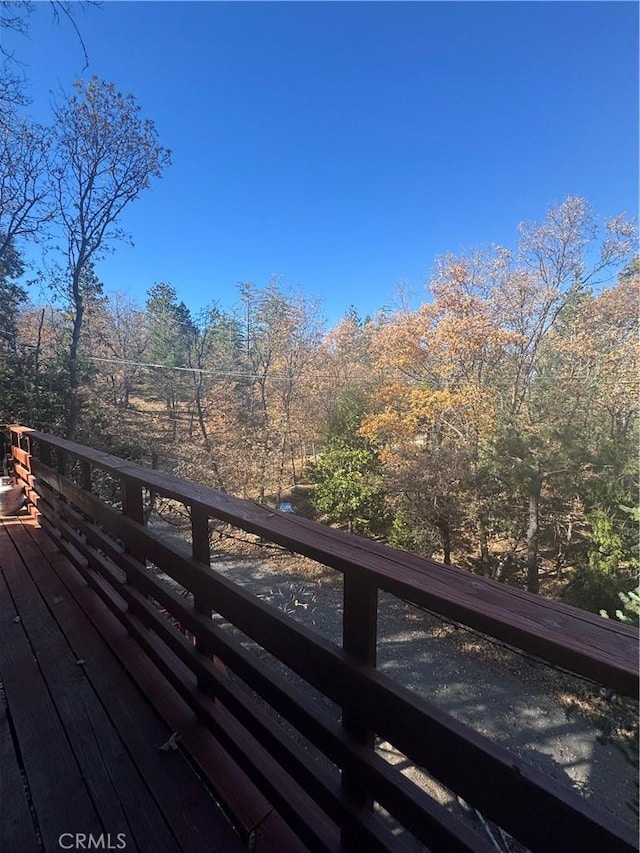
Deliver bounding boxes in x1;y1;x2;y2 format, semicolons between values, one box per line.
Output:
191;503;213;693
39;440;52;469
79;460;91;492
9;426;19;457
23;434;31;506
17;433;37;520
36;441;53;519
143;450;159;524
122;478;145;568
341;569;377;833
55;447;66;478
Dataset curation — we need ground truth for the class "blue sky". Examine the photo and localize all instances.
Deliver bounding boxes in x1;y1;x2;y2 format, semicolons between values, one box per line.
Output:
5;1;639;325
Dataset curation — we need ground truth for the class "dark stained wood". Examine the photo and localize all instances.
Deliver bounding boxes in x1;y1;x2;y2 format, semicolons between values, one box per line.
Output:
33;473;638;853
7;426;639;853
0;525;103;851
122;477;145;566
55;444;66;477
0;519;182;853
42;516;346;851
341;571;377;818
29;461;639;852
191;503;213;691
79;460;91;491
126;619;350;853
25;428;638;697
38;439;52;467
12;515;245;853
35;500;480;851
33;511;304;850
0;695;40;853
0;516;250;853
31;491;494;850
191;502;210;564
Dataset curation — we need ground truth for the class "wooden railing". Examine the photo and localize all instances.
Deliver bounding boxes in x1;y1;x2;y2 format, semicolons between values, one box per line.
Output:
7;425;638;853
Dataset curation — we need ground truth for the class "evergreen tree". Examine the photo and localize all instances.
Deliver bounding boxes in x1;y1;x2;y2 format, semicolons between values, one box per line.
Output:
0;237;27;421
309;392;387;535
145;282;195;440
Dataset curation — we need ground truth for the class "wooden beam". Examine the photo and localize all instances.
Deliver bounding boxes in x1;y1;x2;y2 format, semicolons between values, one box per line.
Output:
341;570;377;825
191;503;213;693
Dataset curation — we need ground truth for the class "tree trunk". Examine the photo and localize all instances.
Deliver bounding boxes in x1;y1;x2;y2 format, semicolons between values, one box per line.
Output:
477;516;491;575
438;518;452;565
194;380;210;451
527;469;543;594
24;308;45;424
123;378;131;409
66;285;85;440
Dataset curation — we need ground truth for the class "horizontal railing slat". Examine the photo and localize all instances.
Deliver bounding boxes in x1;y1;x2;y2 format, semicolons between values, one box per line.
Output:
8;426;638;852
37;510;343;853
30;459;637;852
21;428;637;697
33;480;495;852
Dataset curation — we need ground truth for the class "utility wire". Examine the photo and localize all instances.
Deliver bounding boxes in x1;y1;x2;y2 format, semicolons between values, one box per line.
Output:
16;348;637;386
86;355;256;378
12;344;637;388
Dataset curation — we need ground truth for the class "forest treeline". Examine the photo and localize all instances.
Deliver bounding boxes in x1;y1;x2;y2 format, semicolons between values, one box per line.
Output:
0;8;638;620
2;198;638;620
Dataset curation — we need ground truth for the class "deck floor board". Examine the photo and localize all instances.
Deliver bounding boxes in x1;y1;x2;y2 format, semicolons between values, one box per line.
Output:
0;534;103;851
17;514;256;852
0;516;246;853
0;685;41;852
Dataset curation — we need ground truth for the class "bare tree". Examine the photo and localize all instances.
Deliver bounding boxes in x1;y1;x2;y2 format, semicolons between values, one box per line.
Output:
1;1;99;108
51;77;170;438
0;112;51;258
93;292;149;410
1;1;101;264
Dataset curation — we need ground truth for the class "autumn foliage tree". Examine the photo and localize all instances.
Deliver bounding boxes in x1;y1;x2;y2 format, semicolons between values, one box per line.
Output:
3;185;636;617
232;281;323;502
362;198;636;591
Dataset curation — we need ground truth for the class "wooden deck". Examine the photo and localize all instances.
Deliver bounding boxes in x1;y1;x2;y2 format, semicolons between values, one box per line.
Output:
2;425;638;853
0;514;295;853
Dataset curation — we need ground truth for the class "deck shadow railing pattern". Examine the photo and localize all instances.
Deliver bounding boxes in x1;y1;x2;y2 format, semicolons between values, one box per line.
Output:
8;425;638;853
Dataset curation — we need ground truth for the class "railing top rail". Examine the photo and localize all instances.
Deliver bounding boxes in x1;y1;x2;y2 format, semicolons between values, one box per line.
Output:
10;426;639;697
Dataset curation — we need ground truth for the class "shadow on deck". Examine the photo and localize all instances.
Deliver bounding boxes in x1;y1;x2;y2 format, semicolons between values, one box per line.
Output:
0;515;297;853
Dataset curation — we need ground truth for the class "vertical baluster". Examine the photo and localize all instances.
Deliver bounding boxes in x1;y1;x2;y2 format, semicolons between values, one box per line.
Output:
122;478;145;568
191;502;213;693
9;426;19;468
79;460;91;492
341;569;377;843
35;441;52;522
16;432;36;519
53;447;68;528
56;447;66;478
39;440;52;469
144;451;159;524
